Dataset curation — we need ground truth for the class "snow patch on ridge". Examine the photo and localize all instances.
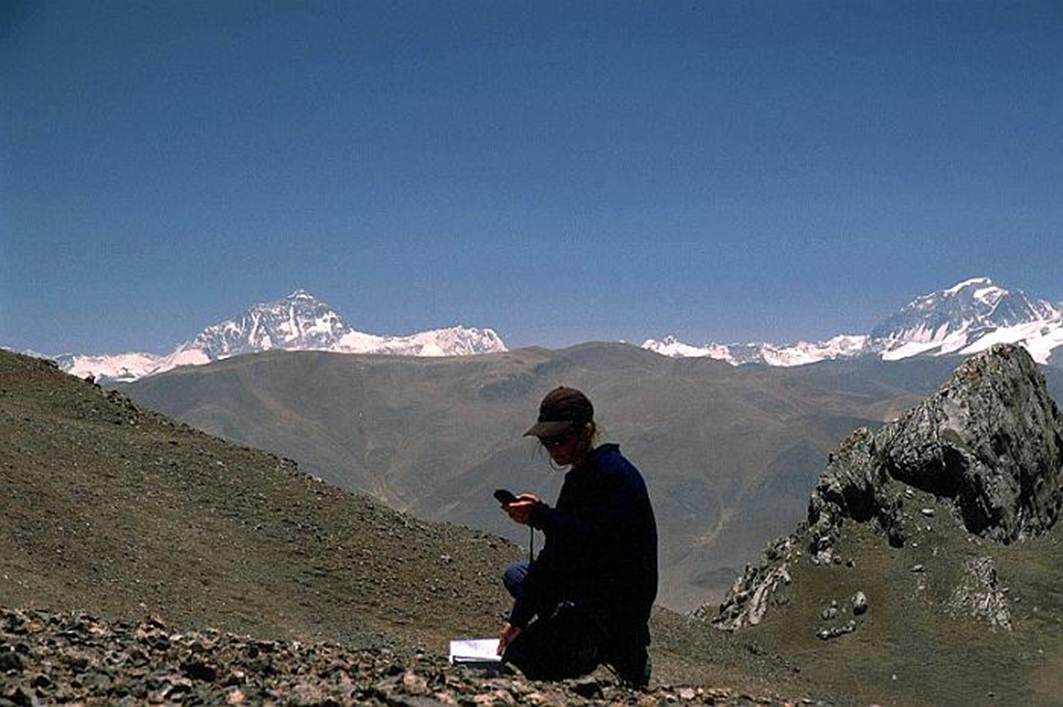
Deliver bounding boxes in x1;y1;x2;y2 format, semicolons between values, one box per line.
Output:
945;276;994;294
643;334;871;367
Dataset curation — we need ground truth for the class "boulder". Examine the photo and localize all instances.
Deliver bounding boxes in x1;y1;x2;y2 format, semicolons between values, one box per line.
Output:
809;344;1063;556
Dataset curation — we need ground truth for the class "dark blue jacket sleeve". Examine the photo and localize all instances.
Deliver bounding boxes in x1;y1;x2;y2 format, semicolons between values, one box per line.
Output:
527;470;646;552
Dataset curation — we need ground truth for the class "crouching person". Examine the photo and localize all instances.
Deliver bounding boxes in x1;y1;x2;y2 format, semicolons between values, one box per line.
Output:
497;387;658;687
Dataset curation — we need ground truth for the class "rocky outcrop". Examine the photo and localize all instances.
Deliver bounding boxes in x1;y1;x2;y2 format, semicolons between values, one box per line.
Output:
948;556;1012;631
695;536;797;630
809;344;1063;556
702;345;1063;631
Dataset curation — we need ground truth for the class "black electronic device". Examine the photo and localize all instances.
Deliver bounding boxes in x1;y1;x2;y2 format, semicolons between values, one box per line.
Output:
494;489;518;505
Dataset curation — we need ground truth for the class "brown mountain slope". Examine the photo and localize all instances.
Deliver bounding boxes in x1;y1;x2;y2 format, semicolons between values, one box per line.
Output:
1;352;515;650
0;351;813;696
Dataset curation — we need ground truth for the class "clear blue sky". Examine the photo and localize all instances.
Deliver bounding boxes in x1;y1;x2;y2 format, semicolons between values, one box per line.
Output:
2;1;1061;354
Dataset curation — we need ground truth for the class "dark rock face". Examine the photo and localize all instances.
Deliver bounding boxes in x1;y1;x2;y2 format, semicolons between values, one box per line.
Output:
809;344;1063;551
705;345;1063;631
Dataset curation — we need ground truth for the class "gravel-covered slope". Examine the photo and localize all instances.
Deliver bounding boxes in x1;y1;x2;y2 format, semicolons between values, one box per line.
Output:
0;607;801;706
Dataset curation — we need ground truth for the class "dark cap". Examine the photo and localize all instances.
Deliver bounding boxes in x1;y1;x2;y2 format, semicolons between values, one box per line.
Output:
523;386;594;438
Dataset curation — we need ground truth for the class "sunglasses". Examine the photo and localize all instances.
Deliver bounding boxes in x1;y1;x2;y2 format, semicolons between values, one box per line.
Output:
541;430;577;449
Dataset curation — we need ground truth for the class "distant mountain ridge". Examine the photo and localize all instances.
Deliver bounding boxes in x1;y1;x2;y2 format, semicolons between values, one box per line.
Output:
644;277;1063;367
54;290;507;382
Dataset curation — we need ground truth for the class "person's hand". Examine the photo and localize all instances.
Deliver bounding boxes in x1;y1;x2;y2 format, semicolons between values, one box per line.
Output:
504;493;540;525
497;622;522;655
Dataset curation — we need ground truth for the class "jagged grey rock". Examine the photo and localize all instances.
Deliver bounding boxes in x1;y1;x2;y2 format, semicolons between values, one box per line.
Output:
948;556;1013;631
696;536;796;630
701;345;1063;631
809;344;1063;557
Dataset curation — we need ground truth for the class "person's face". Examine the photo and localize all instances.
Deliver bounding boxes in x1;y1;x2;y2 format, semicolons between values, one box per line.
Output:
541;425;589;466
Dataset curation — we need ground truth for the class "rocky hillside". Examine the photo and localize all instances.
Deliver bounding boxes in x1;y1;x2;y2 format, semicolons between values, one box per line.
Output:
695;345;1063;705
0;350;815;701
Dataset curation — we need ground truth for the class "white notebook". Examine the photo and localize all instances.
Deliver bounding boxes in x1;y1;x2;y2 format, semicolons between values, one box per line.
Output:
448;638;502;666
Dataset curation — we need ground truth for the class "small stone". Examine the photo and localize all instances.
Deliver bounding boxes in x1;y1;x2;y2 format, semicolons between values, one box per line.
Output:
0;651;23;672
911;564;925;573
401;671;428;695
852;591;869;615
7;686;38;707
226;689;246;704
164;679;193;699
183;658;218;682
678;687;696;700
570;676;602;699
492;689;516;705
920;508;935;517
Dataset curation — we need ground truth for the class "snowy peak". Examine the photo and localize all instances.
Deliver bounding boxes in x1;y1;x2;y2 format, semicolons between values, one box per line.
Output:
190;291;353;359
873;277;1048;339
643;278;1063;368
55;290;507;382
874;278;1060;361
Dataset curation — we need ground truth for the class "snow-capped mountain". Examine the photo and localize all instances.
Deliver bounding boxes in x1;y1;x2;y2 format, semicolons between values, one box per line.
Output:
644;277;1063;367
642;334;871;366
872;277;1060;360
189;289;353;359
57;291;507;383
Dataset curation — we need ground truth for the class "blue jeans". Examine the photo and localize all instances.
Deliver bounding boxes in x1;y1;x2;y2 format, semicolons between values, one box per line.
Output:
502;561;530;601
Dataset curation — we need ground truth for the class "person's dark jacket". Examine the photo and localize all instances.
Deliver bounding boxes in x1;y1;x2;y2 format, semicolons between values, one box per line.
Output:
508;444;658;655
